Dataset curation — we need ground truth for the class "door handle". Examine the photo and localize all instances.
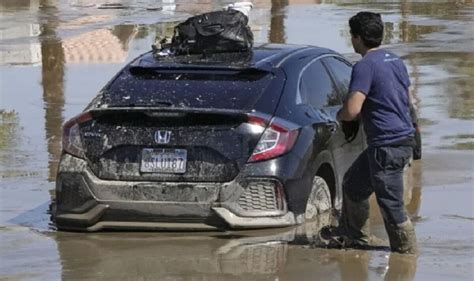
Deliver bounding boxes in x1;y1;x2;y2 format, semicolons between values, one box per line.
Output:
325;122;338;134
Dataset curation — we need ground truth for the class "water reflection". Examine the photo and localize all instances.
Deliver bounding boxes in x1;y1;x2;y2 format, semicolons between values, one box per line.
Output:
397;1;442;44
62;26;137;64
50;223;417;281
51;230;291;280
399;1;473;20
0;111;23;176
441;52;474;121
269;0;288;43
22;3;143;180
0;0;40;10
0;0;473;279
39;0;65;181
405;50;474;148
384;253;417;281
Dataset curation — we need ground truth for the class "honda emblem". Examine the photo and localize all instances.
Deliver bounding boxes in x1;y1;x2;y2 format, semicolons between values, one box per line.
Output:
154;130;172;144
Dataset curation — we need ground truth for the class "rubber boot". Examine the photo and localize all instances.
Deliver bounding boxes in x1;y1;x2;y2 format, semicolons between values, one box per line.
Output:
319;193;370;248
385;219;417;254
340;193;371;247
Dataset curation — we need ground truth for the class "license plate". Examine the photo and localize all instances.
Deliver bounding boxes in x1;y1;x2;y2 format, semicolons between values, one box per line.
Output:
140;148;187;173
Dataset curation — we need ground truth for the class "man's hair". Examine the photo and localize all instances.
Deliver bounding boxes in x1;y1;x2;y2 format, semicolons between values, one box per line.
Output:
349;12;384;48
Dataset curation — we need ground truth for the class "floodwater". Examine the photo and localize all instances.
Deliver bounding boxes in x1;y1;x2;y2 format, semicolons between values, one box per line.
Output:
0;0;473;280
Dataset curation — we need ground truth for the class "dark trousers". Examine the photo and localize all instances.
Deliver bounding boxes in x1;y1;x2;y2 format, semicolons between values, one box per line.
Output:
341;145;413;240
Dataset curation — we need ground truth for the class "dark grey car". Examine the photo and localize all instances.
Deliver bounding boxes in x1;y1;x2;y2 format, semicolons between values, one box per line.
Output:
52;43;366;231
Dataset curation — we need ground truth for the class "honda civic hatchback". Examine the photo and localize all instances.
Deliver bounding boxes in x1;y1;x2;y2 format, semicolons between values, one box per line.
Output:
52;43;366;231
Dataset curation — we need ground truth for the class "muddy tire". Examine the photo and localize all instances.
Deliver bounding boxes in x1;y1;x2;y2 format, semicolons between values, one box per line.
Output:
305;176;332;220
297;176;332;240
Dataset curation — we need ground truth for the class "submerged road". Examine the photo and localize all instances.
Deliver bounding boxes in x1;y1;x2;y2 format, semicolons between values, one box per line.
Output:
1;0;473;280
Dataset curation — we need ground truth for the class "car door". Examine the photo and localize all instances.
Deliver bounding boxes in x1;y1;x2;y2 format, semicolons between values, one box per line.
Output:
322;56;366;188
298;58;348;203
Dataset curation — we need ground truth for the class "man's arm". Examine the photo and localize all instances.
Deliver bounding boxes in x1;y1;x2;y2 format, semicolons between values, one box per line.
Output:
337;91;366;121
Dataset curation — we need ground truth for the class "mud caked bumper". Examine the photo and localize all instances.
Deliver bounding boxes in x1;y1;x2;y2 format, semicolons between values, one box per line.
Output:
54;154;297;231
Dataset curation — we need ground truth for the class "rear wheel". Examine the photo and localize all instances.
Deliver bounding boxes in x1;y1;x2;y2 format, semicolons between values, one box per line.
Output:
299;176;332;239
305;176;332;220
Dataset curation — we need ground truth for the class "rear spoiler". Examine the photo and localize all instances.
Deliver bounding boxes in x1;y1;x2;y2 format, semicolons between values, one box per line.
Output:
129;51;274;73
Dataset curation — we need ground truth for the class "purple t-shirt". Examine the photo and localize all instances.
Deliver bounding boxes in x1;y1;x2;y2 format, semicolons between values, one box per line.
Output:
349;49;415;147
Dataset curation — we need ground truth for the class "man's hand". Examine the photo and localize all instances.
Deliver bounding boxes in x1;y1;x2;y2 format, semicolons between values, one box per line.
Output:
337;91;366;122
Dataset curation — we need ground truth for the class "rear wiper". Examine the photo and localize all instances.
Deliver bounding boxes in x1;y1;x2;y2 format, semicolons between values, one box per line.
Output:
129;64;251;75
146;101;173;107
109;101;173;108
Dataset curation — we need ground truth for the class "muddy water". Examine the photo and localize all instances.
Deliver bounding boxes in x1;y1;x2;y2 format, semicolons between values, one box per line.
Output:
1;0;473;280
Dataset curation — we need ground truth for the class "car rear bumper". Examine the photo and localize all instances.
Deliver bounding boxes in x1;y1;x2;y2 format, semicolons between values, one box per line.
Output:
54;154;298;231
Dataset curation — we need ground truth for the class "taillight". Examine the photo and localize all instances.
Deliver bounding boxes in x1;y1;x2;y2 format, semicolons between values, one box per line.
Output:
62;112;93;159
248;115;299;162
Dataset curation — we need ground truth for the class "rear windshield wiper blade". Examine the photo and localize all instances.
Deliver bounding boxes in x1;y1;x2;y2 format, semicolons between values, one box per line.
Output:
108;101;173;107
129;65;248;75
129;66;270;82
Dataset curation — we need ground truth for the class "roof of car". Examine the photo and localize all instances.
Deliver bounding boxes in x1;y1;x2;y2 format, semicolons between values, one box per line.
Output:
129;43;336;71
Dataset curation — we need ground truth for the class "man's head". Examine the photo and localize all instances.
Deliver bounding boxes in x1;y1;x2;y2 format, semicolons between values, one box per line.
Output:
349;12;384;55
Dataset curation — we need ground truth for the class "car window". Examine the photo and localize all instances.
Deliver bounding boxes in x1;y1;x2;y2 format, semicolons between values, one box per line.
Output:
322;57;352;101
107;69;274;110
299;60;340;108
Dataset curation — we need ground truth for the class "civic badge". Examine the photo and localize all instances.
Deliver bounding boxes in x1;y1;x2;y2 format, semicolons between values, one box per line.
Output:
154;130;172;144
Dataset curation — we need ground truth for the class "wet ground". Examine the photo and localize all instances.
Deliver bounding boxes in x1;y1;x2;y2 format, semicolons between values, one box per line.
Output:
1;0;473;280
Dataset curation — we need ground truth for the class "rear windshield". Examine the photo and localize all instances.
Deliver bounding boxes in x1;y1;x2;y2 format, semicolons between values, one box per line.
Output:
102;69;274;111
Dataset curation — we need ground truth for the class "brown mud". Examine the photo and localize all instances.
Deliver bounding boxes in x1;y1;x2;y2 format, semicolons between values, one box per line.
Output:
1;0;473;280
